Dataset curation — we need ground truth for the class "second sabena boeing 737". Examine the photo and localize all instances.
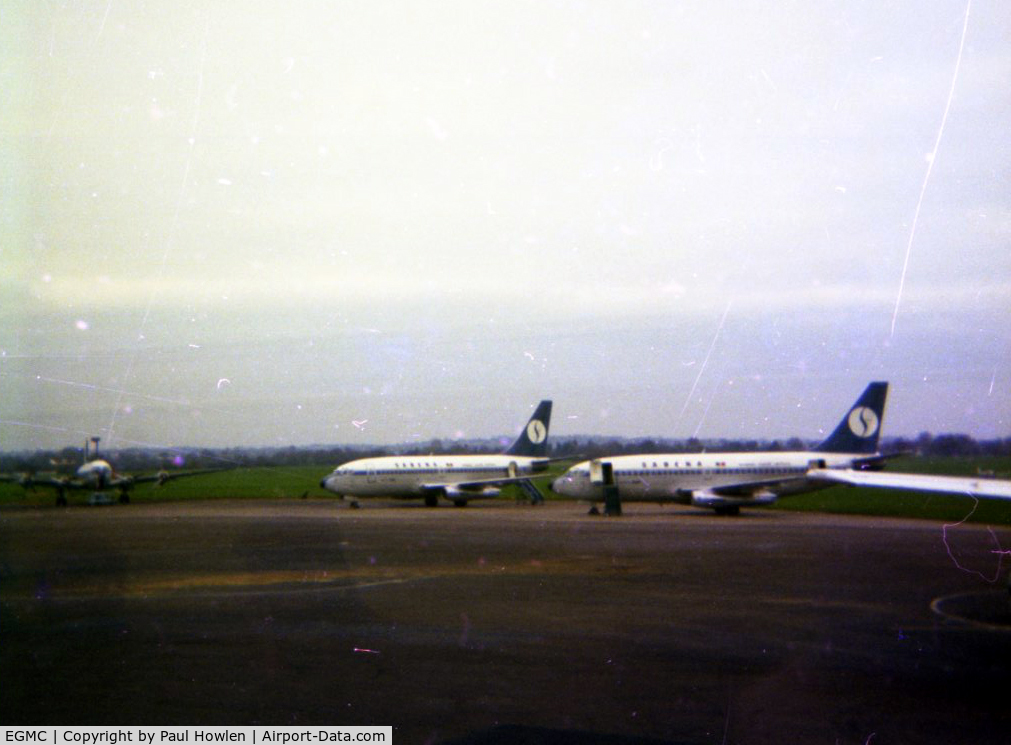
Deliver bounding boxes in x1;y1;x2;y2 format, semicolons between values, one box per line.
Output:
550;382;1011;514
319;400;553;507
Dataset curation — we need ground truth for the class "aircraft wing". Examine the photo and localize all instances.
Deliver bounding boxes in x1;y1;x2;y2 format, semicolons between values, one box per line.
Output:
1;474;84;490
419;474;548;492
808;468;1011;500
128;468;232;486
706;476;808;497
0;473;32;485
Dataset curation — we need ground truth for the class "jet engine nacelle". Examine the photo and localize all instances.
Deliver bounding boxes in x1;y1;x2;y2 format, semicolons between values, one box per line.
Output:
442;485;501;501
691;491;778;510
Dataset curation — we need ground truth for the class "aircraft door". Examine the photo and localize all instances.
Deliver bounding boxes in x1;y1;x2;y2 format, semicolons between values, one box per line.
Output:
367;469;377;484
508;461;518;478
590;460;620;516
590;460;615;486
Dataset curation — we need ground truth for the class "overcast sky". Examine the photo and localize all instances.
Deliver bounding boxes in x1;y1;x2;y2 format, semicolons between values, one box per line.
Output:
2;0;1009;452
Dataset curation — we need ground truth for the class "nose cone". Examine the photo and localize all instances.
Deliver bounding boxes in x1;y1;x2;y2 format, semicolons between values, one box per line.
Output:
549;477;566;495
319;479;328;490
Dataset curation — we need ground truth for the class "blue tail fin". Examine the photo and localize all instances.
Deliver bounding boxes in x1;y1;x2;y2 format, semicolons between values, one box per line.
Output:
815;382;889;454
504;400;553;457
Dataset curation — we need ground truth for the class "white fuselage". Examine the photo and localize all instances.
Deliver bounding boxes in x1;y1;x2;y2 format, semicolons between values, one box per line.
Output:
321;454;544;499
75;459;115;487
551;451;861;503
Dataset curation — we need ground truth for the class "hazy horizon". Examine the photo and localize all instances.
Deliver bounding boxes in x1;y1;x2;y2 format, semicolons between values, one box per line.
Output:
3;1;1009;452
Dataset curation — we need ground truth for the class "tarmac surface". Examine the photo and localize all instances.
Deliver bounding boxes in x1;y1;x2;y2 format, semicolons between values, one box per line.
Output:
2;499;1010;744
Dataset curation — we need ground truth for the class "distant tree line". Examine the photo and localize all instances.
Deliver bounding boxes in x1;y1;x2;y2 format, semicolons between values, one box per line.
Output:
2;433;1009;475
548;434;1011;460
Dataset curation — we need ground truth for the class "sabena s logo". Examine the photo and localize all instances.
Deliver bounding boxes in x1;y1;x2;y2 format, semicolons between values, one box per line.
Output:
526;419;547;444
847;406;879;438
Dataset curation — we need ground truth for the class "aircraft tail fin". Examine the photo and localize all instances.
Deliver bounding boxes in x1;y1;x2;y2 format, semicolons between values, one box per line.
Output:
504;400;553;457
815;382;888;454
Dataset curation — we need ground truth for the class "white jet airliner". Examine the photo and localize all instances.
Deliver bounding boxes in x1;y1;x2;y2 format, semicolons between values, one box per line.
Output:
320;400;553;507
550;382;1011;515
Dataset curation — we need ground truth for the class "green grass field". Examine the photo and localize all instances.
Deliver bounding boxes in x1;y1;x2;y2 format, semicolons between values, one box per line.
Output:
2;456;1010;525
0;466;328;507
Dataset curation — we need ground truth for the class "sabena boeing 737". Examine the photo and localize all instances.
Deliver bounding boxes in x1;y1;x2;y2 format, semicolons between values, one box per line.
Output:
319;400;553;507
549;382;1011;515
